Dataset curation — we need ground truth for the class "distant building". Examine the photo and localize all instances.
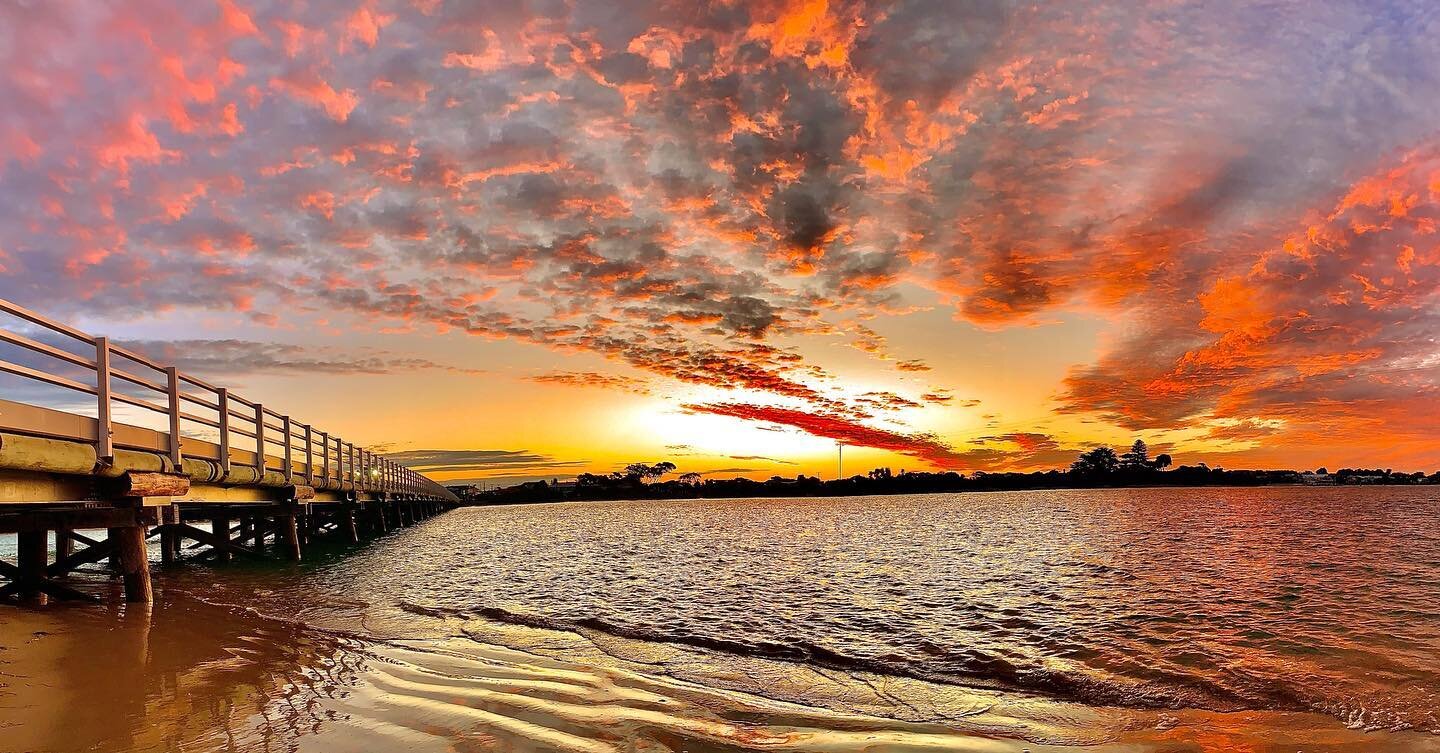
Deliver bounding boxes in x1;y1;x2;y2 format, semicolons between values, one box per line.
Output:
1299;472;1335;485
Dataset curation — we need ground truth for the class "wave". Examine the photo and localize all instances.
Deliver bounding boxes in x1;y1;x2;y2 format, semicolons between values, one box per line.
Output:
430;603;1302;715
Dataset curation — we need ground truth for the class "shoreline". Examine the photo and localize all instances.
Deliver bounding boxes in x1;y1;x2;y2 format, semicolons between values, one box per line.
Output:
463;480;1426;507
4;585;1438;752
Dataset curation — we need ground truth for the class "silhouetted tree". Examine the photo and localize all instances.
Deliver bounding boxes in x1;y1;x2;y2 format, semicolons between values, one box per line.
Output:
1153;453;1172;470
1120;440;1150;470
677;471;701;485
1071;446;1120;476
868;467;894;480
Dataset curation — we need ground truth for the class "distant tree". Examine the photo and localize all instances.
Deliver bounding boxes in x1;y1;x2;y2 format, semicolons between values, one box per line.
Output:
868;467;894;481
576;473;608;487
1316;467;1327;475
621;462;677;482
1152;453;1172;470
1120;440;1150;470
1071;447;1120;476
677;471;701;485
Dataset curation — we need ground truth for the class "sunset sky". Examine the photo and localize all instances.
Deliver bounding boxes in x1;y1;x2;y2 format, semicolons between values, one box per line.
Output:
2;0;1438;485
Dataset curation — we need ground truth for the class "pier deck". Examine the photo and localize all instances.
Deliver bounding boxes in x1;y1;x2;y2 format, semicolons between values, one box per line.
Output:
0;299;458;606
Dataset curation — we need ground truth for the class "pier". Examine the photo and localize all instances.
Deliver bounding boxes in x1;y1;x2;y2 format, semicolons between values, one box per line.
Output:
0;299;459;606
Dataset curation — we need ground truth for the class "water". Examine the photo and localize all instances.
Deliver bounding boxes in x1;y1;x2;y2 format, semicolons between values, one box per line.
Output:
5;486;1440;751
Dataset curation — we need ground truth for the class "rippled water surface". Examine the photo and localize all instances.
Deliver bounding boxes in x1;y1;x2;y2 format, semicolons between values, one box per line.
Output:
205;487;1440;734
8;486;1440;752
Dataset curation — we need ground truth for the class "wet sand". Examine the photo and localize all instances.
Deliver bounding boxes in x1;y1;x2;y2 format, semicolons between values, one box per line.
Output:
4;588;1438;753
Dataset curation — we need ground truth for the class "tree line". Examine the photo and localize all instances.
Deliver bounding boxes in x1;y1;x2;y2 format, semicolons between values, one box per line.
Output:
457;440;1440;504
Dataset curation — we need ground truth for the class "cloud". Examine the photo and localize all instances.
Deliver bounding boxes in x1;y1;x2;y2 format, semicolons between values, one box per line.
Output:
386;448;588;476
2;0;1439;469
527;370;650;393
728;455;798;465
683;402;967;469
116;339;482;378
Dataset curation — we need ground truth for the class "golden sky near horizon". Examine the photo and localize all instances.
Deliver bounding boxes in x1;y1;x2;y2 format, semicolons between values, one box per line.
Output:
2;0;1438;485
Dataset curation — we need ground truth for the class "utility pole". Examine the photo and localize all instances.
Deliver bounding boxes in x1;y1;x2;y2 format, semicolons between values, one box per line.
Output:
837;442;845;479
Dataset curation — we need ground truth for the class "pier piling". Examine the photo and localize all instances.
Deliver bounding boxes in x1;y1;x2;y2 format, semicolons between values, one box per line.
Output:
17;530;47;606
115;525;152;603
282;515;302;562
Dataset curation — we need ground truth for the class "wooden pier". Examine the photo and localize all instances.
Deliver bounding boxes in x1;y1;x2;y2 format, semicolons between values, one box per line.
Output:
0;298;459;606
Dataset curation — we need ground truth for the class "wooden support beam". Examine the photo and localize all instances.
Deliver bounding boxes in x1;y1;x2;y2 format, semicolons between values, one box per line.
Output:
0;507;158;535
282;515;301;562
345;508;359;543
47;537;115;578
17;530;47;605
210;515;232;563
119;470;190;498
115;525;152;603
54;529;73;578
67;530;102;547
161;526;178;565
173;523;260;558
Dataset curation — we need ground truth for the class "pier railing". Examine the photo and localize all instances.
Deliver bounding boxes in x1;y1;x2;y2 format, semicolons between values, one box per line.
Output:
0;298;455;502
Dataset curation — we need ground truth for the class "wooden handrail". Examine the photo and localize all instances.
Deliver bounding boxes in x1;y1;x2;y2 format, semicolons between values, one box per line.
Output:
0;297;456;501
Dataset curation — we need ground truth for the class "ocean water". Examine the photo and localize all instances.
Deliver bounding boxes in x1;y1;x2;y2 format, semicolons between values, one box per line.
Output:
4;486;1440;751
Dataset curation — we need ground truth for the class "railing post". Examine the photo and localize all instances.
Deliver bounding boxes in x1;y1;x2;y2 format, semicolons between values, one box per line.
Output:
282;414;293;483
304;424;313;484
217;388;231;475
255;403;265;474
164;366;182;468
94;337;113;462
347;443;355;489
320;432;329;485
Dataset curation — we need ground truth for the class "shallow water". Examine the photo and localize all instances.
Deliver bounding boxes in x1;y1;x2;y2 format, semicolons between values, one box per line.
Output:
3;487;1440;751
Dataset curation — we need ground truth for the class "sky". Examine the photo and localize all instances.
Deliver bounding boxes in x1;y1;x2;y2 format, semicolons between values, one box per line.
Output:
1;0;1438;486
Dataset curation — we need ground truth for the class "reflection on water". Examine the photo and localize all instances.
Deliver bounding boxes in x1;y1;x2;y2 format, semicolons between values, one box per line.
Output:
3;487;1440;752
0;596;355;753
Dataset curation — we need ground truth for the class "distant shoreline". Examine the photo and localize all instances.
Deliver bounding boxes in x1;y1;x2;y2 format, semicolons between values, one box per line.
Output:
462;470;1437;506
